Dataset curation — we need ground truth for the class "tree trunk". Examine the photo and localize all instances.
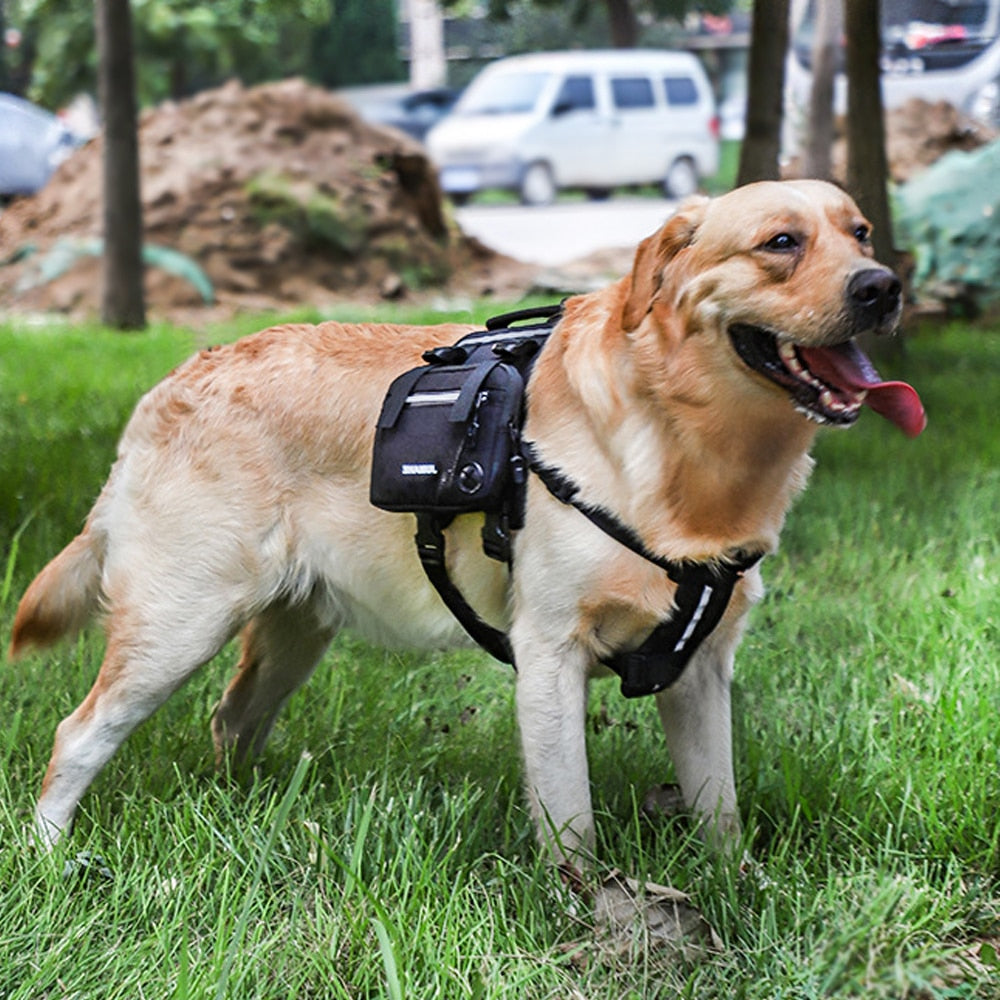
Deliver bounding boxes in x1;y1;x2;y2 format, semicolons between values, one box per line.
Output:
737;0;790;186
804;0;841;179
409;0;447;89
0;0;7;92
96;0;146;330
604;0;639;48
845;0;893;266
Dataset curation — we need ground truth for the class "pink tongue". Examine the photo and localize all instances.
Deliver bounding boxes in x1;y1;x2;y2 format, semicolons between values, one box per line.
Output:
798;341;926;437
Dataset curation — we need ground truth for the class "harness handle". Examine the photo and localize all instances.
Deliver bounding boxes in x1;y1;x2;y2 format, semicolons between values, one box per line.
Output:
486;303;564;331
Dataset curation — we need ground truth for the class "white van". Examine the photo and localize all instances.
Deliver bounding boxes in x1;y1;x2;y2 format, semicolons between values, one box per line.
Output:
426;50;719;205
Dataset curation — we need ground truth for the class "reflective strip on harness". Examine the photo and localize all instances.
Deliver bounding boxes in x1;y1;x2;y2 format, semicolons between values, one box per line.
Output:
674;584;713;653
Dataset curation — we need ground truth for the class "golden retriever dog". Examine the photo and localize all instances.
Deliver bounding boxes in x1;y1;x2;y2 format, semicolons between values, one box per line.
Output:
9;181;924;893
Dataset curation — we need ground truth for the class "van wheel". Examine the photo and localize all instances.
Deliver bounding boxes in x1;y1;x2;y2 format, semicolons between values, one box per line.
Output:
519;162;557;206
585;187;612;201
663;157;699;200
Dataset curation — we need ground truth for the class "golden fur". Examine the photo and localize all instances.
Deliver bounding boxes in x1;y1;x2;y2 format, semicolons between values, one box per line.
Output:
10;181;901;871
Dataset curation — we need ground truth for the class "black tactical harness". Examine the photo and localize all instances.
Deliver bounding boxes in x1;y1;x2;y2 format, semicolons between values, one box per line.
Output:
370;305;763;698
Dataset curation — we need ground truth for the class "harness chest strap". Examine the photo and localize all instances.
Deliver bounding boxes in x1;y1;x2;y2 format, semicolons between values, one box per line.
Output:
523;450;763;697
413;459;763;699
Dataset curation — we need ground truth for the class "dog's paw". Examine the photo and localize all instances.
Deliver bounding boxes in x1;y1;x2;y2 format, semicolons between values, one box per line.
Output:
593;871;722;960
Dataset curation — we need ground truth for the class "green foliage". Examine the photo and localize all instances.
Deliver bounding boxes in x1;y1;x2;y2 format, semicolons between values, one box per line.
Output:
309;0;405;88
13;0;403;108
441;0;734;32
1;311;998;997
18;0;96;108
244;171;369;255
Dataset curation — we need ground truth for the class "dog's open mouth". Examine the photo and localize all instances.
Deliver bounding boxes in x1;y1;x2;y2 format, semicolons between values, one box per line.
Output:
729;325;926;437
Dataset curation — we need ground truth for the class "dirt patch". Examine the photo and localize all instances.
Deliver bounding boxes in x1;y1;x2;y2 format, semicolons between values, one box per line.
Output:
787;97;997;185
0;78;534;321
882;98;997;183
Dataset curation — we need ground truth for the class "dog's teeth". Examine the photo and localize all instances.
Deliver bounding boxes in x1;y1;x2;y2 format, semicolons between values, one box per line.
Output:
778;341;800;372
794;402;829;424
821;389;842;412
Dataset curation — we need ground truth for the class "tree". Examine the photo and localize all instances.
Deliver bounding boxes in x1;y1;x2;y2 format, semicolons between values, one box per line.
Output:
605;0;640;46
845;0;894;268
96;0;145;330
736;0;789;186
15;0;338;107
445;0;731;49
804;0;840;180
0;0;7;91
311;0;404;89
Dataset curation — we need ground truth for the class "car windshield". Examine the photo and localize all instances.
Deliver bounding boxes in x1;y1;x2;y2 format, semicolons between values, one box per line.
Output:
793;0;997;70
883;0;993;45
456;71;550;115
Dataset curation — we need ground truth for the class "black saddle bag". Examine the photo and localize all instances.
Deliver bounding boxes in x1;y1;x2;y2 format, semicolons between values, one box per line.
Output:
370;355;527;515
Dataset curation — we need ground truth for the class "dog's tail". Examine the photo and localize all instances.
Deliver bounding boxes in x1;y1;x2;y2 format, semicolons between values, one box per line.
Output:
8;527;105;661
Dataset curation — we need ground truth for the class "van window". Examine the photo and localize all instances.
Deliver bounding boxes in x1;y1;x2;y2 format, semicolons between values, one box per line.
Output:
611;77;656;110
458;71;550;115
664;75;699;106
553;75;596;114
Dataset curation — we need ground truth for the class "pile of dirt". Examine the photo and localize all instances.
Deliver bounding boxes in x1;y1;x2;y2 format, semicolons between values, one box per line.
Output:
0;78;532;320
798;97;998;185
883;98;997;183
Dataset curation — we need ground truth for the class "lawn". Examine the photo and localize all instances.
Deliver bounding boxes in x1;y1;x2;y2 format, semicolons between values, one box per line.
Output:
0;307;998;999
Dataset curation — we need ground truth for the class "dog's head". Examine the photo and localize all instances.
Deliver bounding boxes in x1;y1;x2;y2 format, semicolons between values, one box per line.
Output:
620;180;925;437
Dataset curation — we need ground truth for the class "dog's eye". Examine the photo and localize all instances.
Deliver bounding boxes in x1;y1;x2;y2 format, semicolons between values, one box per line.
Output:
762;233;799;253
853;224;871;245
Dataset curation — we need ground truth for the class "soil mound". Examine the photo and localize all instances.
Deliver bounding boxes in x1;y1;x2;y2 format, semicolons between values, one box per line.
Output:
793;97;997;185
885;98;997;183
0;78;530;319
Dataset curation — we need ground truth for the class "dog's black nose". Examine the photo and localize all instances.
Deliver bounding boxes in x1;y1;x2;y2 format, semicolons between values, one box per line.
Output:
848;269;902;329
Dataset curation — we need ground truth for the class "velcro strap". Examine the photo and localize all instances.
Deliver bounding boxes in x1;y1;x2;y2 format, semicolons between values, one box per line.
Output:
450;360;504;423
377;365;431;429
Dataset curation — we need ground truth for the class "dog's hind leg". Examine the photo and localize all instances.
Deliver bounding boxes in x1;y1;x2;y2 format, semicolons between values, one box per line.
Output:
654;631;742;851
35;602;238;847
212;593;338;766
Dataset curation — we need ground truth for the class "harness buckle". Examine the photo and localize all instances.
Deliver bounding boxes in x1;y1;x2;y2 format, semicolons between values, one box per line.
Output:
414;514;447;568
481;511;512;563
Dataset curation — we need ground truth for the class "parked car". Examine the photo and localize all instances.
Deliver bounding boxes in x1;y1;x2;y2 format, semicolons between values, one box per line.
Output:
340;84;460;141
0;93;83;198
425;49;719;205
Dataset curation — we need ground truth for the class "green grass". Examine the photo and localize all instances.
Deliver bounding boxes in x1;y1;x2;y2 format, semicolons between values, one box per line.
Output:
1;309;999;998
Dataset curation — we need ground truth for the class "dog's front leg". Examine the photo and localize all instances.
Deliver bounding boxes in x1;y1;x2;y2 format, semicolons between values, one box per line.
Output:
654;629;742;851
513;630;594;870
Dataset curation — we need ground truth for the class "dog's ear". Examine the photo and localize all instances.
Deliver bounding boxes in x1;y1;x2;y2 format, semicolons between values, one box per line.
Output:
621;196;708;331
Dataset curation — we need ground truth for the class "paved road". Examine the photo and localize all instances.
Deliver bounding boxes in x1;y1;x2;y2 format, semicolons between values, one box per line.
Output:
454;197;679;267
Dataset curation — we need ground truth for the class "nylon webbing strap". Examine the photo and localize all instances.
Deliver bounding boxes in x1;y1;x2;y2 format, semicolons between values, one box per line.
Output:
604;561;749;697
525;445;763;697
415;513;515;665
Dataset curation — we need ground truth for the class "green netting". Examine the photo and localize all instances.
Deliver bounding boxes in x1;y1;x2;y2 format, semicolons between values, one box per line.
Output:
893;139;1000;310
